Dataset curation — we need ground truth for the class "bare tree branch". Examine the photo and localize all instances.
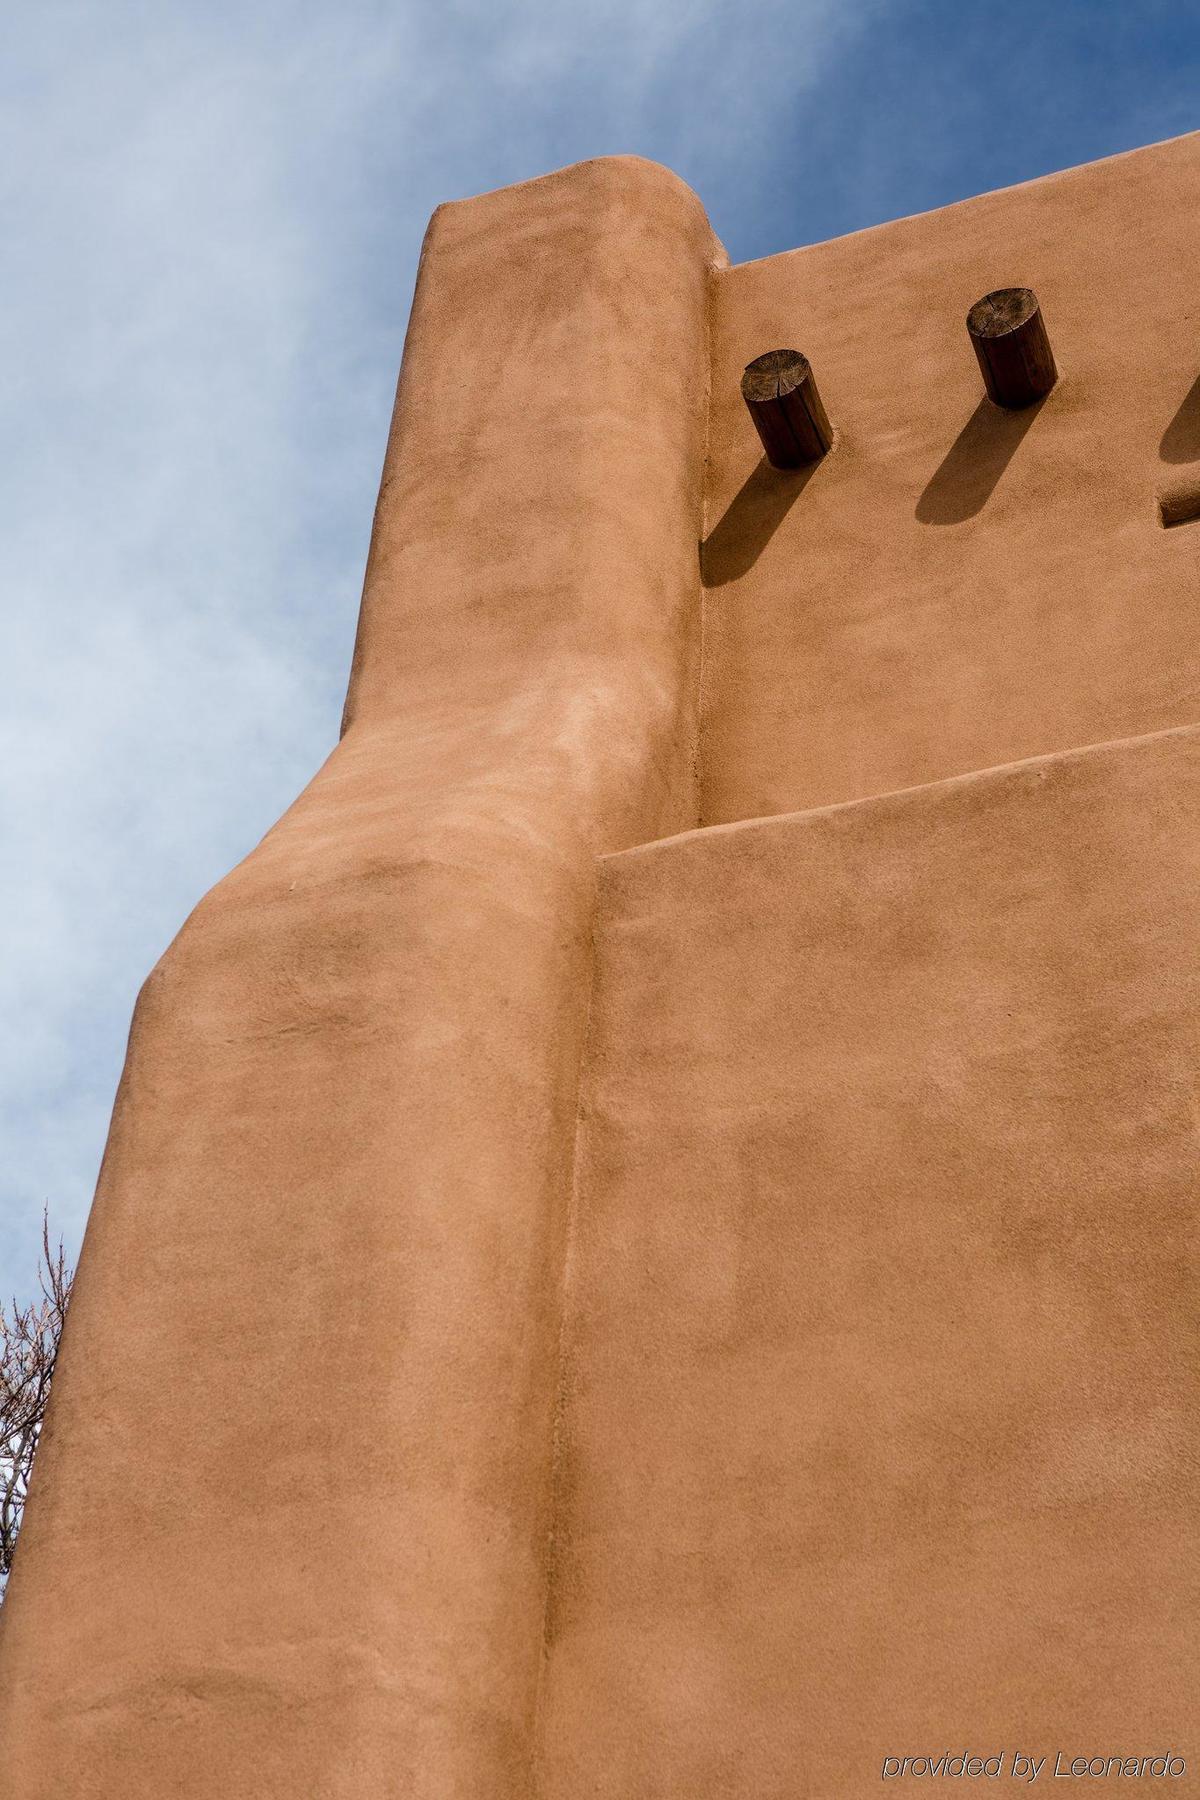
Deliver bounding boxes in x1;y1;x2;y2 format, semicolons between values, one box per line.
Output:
0;1209;74;1599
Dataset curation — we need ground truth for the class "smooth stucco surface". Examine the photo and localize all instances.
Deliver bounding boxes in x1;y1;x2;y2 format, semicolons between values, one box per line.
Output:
538;723;1200;1797
702;133;1200;819
0;155;721;1796
2;136;1197;1797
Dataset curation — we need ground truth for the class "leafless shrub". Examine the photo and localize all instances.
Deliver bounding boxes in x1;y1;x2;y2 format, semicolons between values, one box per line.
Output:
0;1213;73;1599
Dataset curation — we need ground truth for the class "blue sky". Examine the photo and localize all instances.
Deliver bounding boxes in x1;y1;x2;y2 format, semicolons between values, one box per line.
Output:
2;0;1198;1297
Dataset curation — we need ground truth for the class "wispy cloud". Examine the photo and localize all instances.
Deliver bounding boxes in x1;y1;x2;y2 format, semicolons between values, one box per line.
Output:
0;0;865;1294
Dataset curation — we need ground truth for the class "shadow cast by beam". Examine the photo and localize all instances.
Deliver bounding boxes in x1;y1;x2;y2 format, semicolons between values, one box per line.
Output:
1160;374;1200;464
701;456;818;587
916;395;1045;525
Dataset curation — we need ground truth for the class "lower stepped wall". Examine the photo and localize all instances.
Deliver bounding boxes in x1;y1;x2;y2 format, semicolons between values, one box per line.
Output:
538;722;1200;1798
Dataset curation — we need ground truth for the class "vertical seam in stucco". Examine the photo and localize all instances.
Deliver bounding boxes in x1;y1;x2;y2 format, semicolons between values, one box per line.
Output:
528;866;602;1800
694;259;719;830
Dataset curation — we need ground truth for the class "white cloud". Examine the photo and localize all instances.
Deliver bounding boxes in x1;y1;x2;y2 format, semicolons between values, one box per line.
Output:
0;0;865;1296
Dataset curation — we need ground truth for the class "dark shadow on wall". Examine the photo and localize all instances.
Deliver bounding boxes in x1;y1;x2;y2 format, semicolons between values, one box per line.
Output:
916;395;1044;525
1160;374;1200;463
701;456;818;586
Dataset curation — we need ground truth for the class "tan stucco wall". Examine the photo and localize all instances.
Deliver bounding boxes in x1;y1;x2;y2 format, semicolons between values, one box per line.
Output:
2;136;1198;1797
702;132;1200;819
0;156;721;1797
538;722;1200;1796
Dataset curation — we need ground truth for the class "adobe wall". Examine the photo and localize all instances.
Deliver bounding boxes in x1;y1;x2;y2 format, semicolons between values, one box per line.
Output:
702;132;1200;818
0;157;721;1798
538;723;1200;1795
3;135;1199;1798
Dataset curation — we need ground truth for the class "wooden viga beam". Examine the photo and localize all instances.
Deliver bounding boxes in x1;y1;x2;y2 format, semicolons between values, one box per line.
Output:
741;349;833;468
967;287;1058;408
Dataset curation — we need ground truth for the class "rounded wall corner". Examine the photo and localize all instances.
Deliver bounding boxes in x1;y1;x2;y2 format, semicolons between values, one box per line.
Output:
430;151;721;265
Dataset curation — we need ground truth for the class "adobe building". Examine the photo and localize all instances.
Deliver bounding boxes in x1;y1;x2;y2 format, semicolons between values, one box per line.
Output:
1;132;1198;1796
